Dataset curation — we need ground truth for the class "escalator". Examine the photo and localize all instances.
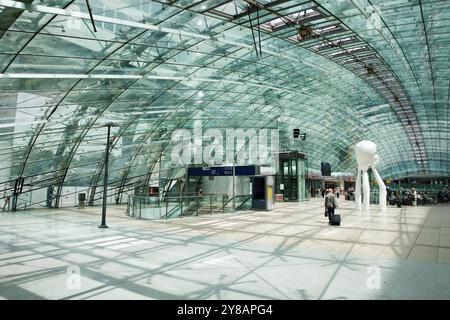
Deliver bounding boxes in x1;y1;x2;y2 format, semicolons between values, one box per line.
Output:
160;197;200;218
235;195;252;210
164;203;183;219
180;199;202;217
222;195;252;212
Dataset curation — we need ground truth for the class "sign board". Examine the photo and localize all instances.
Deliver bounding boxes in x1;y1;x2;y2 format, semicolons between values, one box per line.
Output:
188;165;257;177
235;165;257;176
321;162;331;176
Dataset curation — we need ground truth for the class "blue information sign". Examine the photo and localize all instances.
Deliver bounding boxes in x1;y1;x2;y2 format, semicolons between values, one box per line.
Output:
188;165;257;176
235;165;257;176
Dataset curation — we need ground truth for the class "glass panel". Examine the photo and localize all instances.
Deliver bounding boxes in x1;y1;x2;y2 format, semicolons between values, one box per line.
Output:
0;0;448;208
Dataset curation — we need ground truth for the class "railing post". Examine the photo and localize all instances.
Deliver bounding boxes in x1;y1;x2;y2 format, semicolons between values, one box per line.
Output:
180;196;183;216
210;196;212;215
196;197;199;216
130;197;133;217
232;162;236;212
165;199;168;220
139;197;142;219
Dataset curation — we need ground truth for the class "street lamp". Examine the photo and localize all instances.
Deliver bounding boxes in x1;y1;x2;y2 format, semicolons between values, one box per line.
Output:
99;122;119;229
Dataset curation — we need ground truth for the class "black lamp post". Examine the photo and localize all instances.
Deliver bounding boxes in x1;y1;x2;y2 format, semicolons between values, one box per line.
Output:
99;122;119;229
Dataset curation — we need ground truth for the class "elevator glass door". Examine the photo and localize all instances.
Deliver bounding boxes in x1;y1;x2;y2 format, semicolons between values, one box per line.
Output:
281;159;298;201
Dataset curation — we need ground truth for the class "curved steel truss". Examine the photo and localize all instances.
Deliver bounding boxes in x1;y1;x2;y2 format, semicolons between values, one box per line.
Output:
0;0;448;207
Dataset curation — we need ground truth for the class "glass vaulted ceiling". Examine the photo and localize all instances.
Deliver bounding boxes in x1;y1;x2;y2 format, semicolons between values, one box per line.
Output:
0;0;448;207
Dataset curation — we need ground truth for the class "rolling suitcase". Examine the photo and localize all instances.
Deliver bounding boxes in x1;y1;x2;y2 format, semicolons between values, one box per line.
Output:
329;214;341;226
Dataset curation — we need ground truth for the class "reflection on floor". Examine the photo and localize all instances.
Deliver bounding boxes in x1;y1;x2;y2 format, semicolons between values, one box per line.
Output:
0;198;449;299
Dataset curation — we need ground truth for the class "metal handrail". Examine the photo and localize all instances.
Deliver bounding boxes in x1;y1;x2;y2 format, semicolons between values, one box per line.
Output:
236;195;252;210
129;194;229;220
164;204;182;219
132;193;228;200
222;194;252;211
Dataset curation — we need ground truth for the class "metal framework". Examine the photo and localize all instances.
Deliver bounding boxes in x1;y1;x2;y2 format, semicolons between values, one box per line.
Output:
0;0;448;208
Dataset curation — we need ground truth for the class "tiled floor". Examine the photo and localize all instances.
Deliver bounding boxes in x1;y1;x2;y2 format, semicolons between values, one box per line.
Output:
0;198;449;299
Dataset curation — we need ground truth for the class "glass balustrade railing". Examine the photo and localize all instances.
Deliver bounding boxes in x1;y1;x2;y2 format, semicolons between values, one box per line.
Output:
222;195;253;213
127;194;254;220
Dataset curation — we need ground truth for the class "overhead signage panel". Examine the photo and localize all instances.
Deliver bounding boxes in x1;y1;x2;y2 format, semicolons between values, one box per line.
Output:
188;165;257;176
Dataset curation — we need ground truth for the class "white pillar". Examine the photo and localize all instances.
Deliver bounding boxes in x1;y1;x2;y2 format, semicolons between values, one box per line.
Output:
362;169;370;212
372;168;387;211
355;168;362;210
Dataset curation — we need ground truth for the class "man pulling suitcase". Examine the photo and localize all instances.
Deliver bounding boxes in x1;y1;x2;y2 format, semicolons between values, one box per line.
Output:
324;189;340;226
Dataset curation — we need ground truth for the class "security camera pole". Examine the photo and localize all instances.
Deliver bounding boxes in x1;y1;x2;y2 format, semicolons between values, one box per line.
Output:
99;122;118;228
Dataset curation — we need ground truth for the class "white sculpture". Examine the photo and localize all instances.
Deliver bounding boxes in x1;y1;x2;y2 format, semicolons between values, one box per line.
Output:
354;141;387;212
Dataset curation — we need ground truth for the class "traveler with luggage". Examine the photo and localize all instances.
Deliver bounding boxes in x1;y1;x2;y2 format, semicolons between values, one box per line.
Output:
324;189;340;225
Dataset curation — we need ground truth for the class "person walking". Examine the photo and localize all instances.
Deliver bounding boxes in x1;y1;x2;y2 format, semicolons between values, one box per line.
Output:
2;191;11;212
411;188;417;206
324;189;338;223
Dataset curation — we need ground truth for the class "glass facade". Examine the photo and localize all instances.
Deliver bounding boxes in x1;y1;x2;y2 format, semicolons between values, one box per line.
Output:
0;0;448;208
